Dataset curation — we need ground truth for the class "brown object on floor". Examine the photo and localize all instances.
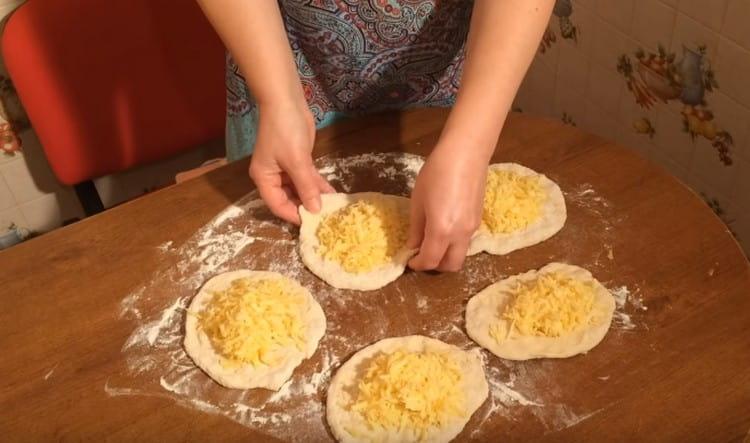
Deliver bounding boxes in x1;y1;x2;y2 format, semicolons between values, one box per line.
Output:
0;108;748;442
175;158;228;183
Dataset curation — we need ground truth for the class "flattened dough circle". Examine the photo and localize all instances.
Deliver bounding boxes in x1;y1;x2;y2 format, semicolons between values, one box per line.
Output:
299;193;416;291
468;163;566;256
466;263;615;360
326;335;489;443
184;270;326;390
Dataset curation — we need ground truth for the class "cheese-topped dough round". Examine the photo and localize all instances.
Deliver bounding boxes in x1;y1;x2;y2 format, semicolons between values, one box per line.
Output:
468;163;566;256
327;335;488;443
299;192;416;291
466;263;615;360
184;270;326;390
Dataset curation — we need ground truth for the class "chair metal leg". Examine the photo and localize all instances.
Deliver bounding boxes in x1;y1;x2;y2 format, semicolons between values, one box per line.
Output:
74;180;104;216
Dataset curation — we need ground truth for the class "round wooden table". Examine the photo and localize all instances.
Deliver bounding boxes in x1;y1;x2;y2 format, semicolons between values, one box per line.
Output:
1;108;748;442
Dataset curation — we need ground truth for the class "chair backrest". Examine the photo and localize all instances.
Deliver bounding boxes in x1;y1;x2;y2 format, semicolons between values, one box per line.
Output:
2;0;226;185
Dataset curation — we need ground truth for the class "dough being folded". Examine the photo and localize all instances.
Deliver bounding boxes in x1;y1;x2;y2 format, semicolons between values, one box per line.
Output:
184;270;326;390
468;163;566;256
327;335;488;443
299;192;415;291
466;263;615;360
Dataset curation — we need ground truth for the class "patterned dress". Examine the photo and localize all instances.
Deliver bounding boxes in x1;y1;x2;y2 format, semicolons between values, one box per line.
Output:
225;0;472;160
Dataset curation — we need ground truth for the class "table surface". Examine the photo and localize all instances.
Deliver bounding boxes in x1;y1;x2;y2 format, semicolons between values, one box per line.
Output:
1;108;749;442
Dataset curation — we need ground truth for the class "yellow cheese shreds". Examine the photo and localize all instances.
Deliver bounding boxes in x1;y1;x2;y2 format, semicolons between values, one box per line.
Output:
198;277;307;367
482;169;546;234
492;273;596;339
316;198;408;274
351;351;464;439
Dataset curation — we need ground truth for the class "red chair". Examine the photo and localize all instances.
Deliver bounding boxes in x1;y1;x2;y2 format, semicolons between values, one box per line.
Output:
2;0;226;215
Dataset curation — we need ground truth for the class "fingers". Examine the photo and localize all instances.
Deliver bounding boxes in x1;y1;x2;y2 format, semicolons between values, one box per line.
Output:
436;238;471;272
250;165;301;224
406;202;426;250
286;162;323;213
256;181;301;224
408;222;450;271
315;170;336;194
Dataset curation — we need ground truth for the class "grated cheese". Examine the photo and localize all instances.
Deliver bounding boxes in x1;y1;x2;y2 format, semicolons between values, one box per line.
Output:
198;277;307;367
482;169;546;233
316;198;408;274
490;273;596;340
350;351;464;439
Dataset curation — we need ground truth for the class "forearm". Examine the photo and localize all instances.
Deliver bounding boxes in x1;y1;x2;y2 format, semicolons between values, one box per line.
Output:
197;0;304;107
441;0;554;160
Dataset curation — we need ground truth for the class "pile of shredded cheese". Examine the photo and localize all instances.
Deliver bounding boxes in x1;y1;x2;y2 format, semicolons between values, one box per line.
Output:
198;277;307;367
482;169;546;233
350;351;464;439
316;198;408;274
490;273;596;340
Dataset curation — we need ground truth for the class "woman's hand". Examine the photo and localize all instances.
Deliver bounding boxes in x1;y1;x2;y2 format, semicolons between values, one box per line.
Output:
249;101;334;225
407;143;488;272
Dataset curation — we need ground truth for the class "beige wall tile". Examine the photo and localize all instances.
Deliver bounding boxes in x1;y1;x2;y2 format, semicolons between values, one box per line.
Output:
715;37;750;109
0;174;15;211
618;90;660;131
0;155;58;204
591;17;639;69
18;189;83;233
573;0;596;10
722;0;750;50
535;37;561;72
595;0;635;33
0;206;27;229
728;156;750;207
564;2;596;57
706;91;750;164
554;81;587;122
671;13;720;60
689;137;737;198
522;65;557;118
631;0;677;50
0;151;22;166
677;0;729;31
586;63;624;116
615;125;655;159
652;108;696;168
650;149;693;184
582;100;620;140
557;42;591;94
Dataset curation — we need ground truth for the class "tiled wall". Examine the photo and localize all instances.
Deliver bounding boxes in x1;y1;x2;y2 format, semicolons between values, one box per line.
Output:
515;0;750;253
0;128;221;233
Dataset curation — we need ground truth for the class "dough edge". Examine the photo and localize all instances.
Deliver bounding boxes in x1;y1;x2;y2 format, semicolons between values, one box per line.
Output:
184;270;326;390
468;163;567;256
466;263;615;361
326;335;489;443
299;193;416;291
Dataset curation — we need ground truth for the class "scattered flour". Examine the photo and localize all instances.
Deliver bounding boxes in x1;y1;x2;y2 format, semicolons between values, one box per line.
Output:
43;364;57;381
110;154;633;440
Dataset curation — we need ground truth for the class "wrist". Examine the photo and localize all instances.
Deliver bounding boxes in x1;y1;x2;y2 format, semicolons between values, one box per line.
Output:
438;108;507;164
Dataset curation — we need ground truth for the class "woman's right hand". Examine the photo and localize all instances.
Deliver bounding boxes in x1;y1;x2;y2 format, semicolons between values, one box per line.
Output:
249;101;334;225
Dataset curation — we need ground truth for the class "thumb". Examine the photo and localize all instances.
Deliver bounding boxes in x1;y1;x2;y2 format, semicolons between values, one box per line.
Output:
406;200;425;250
286;160;322;213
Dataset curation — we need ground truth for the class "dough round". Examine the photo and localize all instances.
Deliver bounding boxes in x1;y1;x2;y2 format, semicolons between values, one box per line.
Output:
184;270;326;390
299;193;416;291
466;263;615;360
468;163;566;255
326;335;489;443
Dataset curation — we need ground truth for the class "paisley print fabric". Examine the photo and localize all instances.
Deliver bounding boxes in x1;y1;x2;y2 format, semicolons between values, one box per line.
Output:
226;0;472;160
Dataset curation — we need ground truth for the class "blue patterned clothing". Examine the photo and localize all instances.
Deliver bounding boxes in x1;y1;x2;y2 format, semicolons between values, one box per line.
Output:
225;0;472;160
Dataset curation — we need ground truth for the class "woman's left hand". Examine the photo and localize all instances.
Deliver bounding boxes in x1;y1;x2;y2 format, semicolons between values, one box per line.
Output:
407;142;489;272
